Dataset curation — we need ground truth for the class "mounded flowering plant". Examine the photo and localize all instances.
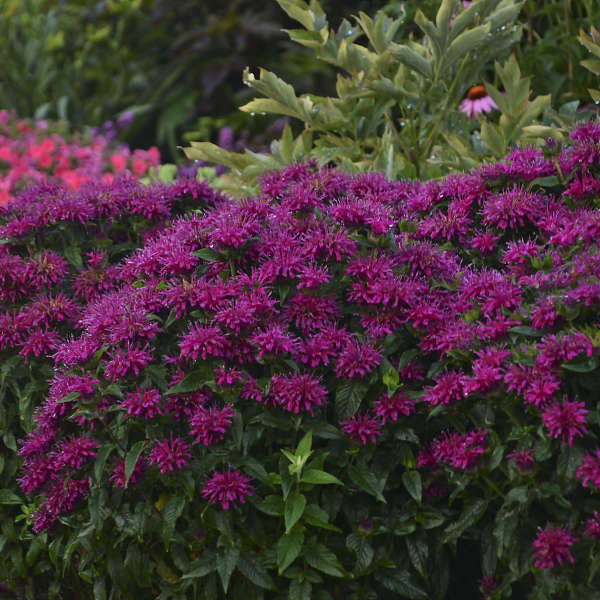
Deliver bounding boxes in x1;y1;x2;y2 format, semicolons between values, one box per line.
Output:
12;121;600;599
0;174;224;596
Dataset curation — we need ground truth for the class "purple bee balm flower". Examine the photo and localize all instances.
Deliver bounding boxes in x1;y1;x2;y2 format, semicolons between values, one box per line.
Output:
340;413;383;445
148;435;191;474
532;525;578;570
423;371;465;406
507;448;535;472
541;397;587;446
334;338;382;379
522;374;561;409
459;85;497;119
372;392;415;424
429;429;488;470
583;512;600;540
19;328;62;362
178;323;228;361
576;449;600;491
51;435;99;472
285;292;339;335
33;478;89;533
121;387;164;419
201;468;254;510
250;324;298;360
268;373;327;414
189;404;236;446
104;342;154;381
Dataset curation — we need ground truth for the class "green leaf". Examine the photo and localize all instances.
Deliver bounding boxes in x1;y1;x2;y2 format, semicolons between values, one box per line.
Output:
441;498;488;545
376;568;428;599
277;531;304;575
304;542;345;578
389;43;433;79
285;492;307;533
254;495;284;517
443;23;490;71
335;380;367;418
289;579;312;600
302;469;343;486
64;246;83;269
561;357;599;373
193;248;224;262
161;494;185;545
402;471;422;503
296;430;312;458
237;552;275;590
348;464;386;503
182;552;216;579
216;545;240;594
0;489;21;504
94;443;115;484
406;536;428;578
166;367;212;395
480;122;506;158
124;441;145;488
303;504;342;532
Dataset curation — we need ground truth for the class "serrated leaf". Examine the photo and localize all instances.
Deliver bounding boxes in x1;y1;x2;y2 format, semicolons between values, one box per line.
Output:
237;553;275;590
441;498;488;545
402;471;422;503
124;441;145;488
240;98;302;120
254;494;284;516
480;122;506;158
335;380;367;418
348;464;386;503
304;542;345;577
302;469;343;486
303;504;342;532
406;536;428;578
161;494;185;545
285;492;307;533
289;579;312;600
277;531;304;574
216;545;240;594
182;552;216;579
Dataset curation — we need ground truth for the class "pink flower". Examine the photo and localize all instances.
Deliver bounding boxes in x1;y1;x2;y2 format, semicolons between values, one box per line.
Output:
121;387;163;420
583;512;600;540
532;525;578;569
576;450;600;491
148;436;191;473
201;468;254;510
541;397;587;446
372;392;415;424
460;85;497;119
507;448;535;472
334;338;382;379
268;373;327;414
189;404;235;446
340;413;383;445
